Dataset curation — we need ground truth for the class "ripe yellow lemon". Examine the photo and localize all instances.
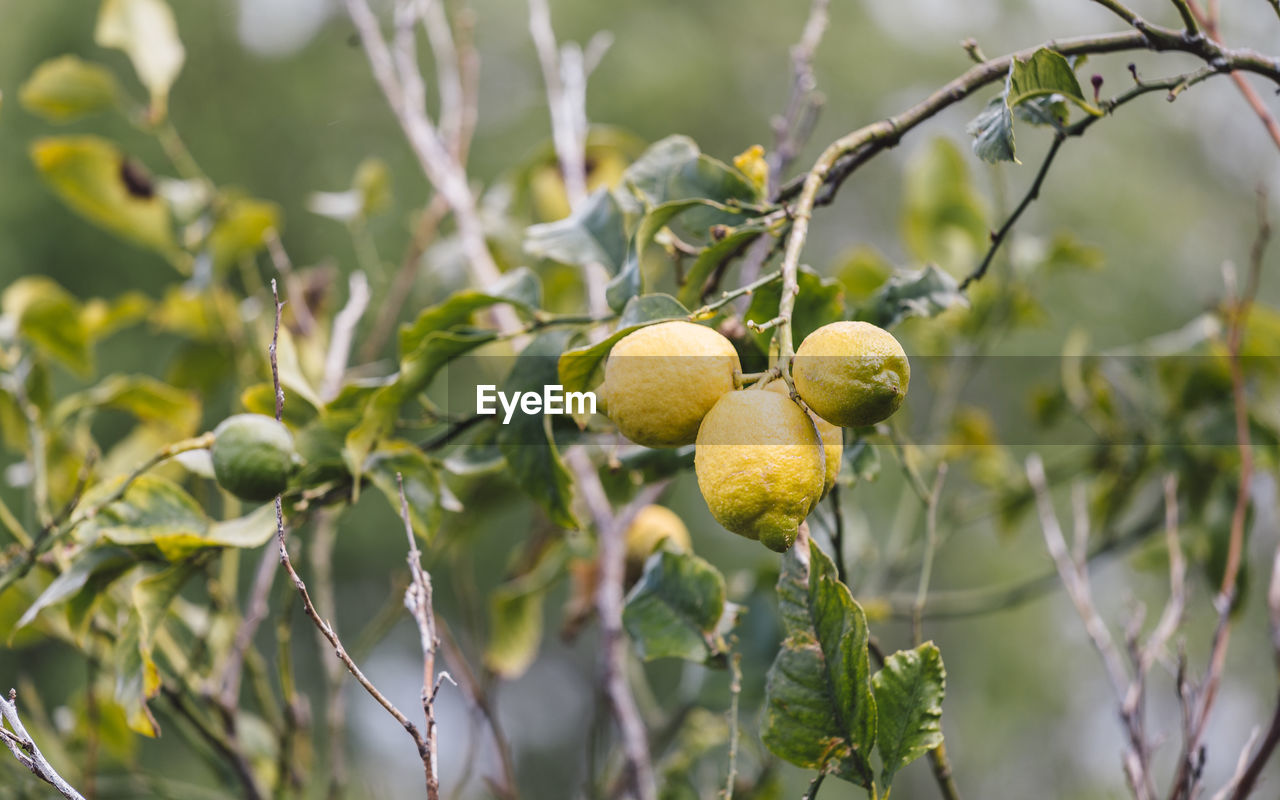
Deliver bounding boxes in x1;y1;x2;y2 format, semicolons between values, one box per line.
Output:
211;414;296;502
601;321;741;447
763;380;842;500
792;321;910;428
624;505;692;580
694;389;825;552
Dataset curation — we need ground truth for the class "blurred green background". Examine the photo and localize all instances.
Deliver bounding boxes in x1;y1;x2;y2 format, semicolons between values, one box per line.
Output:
2;0;1279;797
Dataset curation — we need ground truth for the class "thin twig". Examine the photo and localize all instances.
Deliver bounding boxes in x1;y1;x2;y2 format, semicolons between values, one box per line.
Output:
912;464;949;645
397;473;448;800
566;448;659;800
721;652;742;800
0;689;86;800
268;280;436;793
218;545;280;716
343;0;519;334
1184;0;1280;152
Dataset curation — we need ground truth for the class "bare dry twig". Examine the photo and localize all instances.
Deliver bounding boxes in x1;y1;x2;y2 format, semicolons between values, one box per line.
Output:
0;689;86;800
267;280;438;795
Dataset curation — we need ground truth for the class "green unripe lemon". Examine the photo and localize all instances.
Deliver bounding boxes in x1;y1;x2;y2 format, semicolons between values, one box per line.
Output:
211;414;296;503
601;321;741;448
694;389;825;553
792;321;910;428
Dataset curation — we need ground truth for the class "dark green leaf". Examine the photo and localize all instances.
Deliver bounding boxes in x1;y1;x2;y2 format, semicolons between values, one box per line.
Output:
365;440;448;541
557;294;689;394
857;265;968;329
399;267;540;355
745;266;844;354
14;547;134;633
525;187;628;273
622;549;727;663
761;538;876;787
606;252;642;311
624;135;762;210
20;55;119;122
676;225;767;308
873;642;946;786
497;332;577;528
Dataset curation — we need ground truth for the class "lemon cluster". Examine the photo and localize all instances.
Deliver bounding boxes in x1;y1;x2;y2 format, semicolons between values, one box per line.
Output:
600;319;909;552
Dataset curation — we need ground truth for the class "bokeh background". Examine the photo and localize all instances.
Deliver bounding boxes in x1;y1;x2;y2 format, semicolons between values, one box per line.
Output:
2;0;1280;797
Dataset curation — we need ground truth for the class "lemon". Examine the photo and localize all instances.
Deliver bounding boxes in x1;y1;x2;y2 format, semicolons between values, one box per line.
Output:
792;321;910;428
211;414;296;503
624;505;692;580
601;321;741;447
764;380;842;500
695;389;825;552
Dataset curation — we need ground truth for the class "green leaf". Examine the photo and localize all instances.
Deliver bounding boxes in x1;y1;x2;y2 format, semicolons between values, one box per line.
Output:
78;475;275;560
967;92;1017;165
53;374;200;435
484;541;566;678
116;560;197;736
95;0;185;117
365;440;448;541
347;328;495;482
745;265;844;354
19;55;119;122
201;503;278;550
398;267;540;354
14;546;134;633
208;194;280;271
497;332;577;528
676;225;767;308
622;549;727;663
2;276;91;376
525;187;628;273
857;265;968;329
872;642;947;787
761;538;876;787
31;136;175;255
902;138;990;272
1009;48;1100;117
625;135;763;210
606;251;642;311
557;294;689;394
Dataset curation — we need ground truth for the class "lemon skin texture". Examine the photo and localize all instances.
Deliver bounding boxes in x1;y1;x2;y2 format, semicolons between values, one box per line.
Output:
602;321;741;447
695;389;825;553
764;380;842;501
211;414;297;503
792;321;910;428
623;505;692;581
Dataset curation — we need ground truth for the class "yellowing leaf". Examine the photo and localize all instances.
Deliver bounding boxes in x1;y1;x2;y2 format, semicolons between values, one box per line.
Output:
20;55;119;122
31;136;174;255
1;276;91;376
95;0;185;117
209;194;280;270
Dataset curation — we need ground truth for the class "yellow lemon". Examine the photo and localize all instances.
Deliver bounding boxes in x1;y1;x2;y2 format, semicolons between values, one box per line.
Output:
601;321;741;447
763;379;842;500
624;505;692;579
694;390;825;552
792;321;910;428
